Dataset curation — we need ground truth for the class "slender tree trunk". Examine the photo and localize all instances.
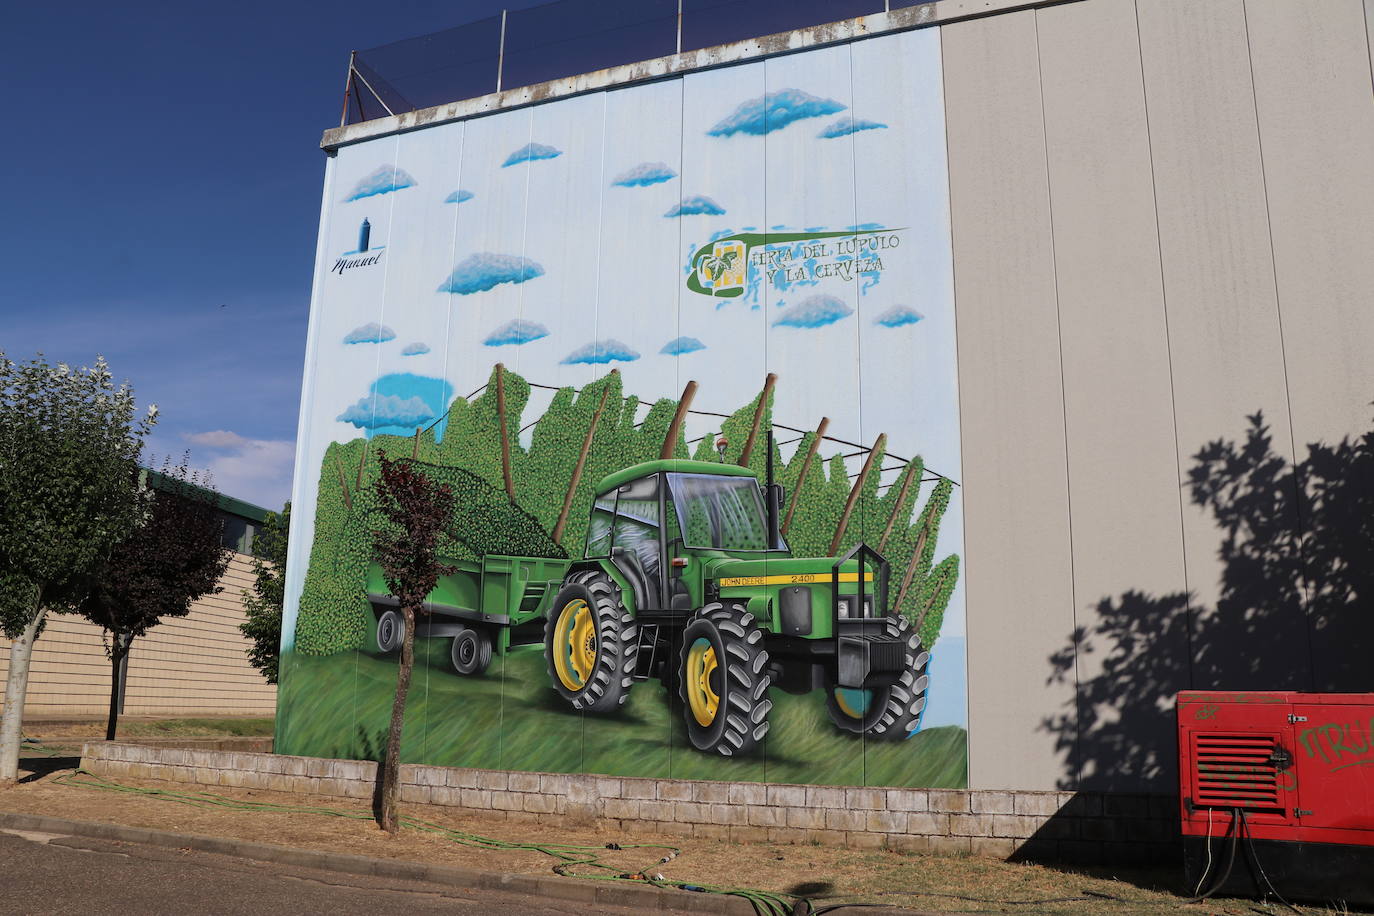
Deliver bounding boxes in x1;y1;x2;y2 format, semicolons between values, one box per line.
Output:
379;605;416;833
0;603;48;785
105;635;130;741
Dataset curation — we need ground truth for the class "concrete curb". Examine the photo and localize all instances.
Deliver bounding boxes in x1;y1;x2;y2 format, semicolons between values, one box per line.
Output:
0;811;757;915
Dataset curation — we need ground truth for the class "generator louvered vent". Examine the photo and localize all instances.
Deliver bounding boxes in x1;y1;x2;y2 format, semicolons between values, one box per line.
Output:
1191;732;1283;810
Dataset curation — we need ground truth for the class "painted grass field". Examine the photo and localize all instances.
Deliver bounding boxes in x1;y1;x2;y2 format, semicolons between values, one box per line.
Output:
276;642;967;788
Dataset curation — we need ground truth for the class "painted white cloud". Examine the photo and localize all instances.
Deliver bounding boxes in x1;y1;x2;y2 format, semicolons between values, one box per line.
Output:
484;319;550;347
503;142;562;167
343;323;396;345
401;342;431;356
773;294;854;329
665;195;725;218
345;165;417;201
874;305;924;328
708;88;846;137
437;253;545;295
336;393;437;429
660;336;706;355
819;116;888;139
444;189;475;204
561;339;641;365
612;162;678;187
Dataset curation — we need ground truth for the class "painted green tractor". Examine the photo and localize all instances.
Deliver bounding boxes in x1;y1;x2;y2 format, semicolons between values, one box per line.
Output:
367;458;930;757
543;459;930;756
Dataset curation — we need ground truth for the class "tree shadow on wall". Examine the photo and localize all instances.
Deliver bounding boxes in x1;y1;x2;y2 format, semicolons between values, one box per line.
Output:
1043;411;1373;791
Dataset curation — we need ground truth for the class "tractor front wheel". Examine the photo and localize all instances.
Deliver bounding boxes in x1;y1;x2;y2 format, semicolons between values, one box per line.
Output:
679;602;772;756
544;571;638;713
825;614;929;739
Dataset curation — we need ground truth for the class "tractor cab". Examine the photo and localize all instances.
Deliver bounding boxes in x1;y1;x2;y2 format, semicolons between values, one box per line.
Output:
583;460;786;615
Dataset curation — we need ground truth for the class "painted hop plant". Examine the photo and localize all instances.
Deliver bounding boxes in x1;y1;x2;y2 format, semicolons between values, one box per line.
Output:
697;250;738;281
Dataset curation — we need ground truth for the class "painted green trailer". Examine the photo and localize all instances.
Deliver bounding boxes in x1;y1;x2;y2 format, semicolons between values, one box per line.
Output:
366;457;930;757
366;554;570;675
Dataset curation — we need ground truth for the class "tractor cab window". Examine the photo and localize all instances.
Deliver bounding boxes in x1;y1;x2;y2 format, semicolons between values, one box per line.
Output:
610;475;662;582
667;472;772;552
585;493;617;558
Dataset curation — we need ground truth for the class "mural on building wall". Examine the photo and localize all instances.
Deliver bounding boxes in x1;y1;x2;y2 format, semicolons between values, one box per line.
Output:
278;29;969;788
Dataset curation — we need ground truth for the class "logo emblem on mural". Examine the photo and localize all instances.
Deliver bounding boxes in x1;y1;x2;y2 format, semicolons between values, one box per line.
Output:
686;228;903;302
332;217;387;275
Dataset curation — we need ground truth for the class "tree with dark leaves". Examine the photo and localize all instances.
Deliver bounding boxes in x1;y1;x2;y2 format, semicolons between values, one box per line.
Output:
240;503;290;684
372;453;455;833
77;458;232;740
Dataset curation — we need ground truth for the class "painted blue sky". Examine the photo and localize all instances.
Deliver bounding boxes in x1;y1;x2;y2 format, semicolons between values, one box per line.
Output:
1;0;548;508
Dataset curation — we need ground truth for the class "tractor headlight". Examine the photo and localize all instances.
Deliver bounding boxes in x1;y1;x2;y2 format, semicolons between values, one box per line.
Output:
836;595;874;619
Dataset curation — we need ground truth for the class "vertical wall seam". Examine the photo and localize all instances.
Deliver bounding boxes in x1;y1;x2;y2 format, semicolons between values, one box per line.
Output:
844;38;869;790
1131;0;1194;689
1362;0;1374;100
1239;0;1318;691
1031;8;1081;791
937;21;975;788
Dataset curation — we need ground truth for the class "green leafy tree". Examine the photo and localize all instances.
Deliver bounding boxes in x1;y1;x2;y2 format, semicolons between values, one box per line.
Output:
371;453;455;833
0;353;155;783
241;503;290;684
76;459;232;740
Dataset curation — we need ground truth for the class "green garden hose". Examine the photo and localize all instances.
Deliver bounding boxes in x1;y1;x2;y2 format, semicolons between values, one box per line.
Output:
50;770;797;916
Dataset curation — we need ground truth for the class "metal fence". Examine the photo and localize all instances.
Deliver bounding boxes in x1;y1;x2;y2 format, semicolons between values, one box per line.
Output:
343;0;929;125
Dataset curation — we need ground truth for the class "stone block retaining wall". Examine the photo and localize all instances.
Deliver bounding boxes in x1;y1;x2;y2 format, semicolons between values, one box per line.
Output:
81;743;1179;865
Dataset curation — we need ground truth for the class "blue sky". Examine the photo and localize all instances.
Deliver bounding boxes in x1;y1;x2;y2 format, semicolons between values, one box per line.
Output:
0;1;545;508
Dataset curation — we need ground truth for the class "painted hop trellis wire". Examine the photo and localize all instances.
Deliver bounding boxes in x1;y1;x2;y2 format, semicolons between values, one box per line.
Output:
295;365;960;654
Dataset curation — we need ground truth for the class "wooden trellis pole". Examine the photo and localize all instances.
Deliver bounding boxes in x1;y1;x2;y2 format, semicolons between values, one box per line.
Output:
660;380;698;460
893;512;935;617
495;363;515;501
552;370;617;543
738;372;777;466
781;416;828;536
913;561;955;637
877;462;919;553
335;457;353;510
829;433;885;555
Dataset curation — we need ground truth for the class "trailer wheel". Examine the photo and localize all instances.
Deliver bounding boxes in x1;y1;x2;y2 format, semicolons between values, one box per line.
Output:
375;609;405;654
544;571;638;713
679;602;772;757
825;614;929;739
451;625;493;676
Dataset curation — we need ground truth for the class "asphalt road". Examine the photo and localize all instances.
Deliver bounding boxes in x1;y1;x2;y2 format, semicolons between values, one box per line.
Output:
0;829;643;916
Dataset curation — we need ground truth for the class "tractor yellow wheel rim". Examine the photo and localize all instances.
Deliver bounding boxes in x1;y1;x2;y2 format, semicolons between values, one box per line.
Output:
553;599;596;691
834;688;871;719
686;638;720;728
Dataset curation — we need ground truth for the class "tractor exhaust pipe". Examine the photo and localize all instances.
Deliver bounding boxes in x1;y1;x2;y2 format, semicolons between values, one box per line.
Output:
766;429;784;550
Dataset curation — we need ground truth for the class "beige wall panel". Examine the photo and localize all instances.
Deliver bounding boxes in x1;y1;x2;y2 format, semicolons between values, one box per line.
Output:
0;554;275;718
1136;0;1308;690
1244;0;1374;690
943;11;1076;791
1036;0;1189;792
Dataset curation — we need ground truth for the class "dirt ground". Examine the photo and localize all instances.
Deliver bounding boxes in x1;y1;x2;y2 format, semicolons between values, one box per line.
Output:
2;748;1355;915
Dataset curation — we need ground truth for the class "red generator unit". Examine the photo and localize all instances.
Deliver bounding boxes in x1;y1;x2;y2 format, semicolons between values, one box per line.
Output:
1178;691;1374;907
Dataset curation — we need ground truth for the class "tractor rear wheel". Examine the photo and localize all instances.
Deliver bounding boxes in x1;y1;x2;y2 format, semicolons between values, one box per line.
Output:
451;625;493;676
824;614;929;739
679;602;772;756
544;571;638;713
